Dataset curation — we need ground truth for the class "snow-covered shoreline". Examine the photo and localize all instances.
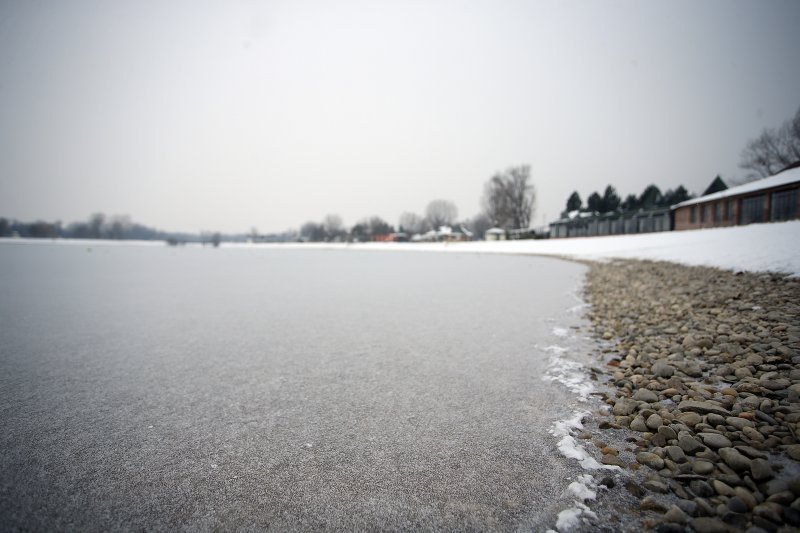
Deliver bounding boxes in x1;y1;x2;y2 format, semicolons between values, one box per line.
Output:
231;220;796;276
339;220;799;277
4;220;798;276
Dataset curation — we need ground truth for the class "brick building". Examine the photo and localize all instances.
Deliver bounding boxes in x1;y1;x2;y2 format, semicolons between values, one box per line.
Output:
673;164;800;231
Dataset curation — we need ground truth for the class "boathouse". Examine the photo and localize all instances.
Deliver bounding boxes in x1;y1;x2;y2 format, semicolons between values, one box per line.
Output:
672;163;800;231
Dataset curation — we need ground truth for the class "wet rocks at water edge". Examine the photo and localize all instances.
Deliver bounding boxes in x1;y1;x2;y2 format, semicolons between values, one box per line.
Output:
585;260;800;531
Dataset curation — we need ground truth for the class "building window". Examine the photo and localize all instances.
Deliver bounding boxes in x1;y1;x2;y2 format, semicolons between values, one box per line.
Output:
727;199;736;221
690;206;697;223
701;205;708;223
714;202;722;222
771;189;797;221
740;195;766;225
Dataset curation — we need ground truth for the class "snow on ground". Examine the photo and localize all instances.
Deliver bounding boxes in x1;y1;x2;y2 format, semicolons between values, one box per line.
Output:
5;220;798;275
540;321;617;531
254;220;799;276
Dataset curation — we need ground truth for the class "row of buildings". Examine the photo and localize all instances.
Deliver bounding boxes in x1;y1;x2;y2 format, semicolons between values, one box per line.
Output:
548;163;800;238
351;164;798;243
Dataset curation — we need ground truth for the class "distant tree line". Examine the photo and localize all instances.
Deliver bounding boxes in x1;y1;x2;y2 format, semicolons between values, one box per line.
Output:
296;214;393;243
296;165;538;243
298;198;461;243
0;162;537;244
0;163;539;245
0;213;226;245
562;183;693;217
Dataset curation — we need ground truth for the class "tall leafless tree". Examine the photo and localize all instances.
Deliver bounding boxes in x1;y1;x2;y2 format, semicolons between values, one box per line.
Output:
398;212;426;235
740;106;800;178
300;221;325;242
481;165;536;229
323;214;344;241
425;200;458;229
468;213;492;240
482;174;509;227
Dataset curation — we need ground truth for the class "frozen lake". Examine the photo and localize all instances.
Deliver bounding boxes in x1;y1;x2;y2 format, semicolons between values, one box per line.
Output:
0;242;596;531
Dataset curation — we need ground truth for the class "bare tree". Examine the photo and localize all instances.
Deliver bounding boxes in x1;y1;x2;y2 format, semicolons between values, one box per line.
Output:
398;212;426;235
300;221;325;242
740;106;800;178
372;217;393;236
425;200;458;229
350;216;393;241
108;215;131;239
89;213;105;239
482;174;510;227
507;166;535;228
467;213;492;240
323;214;344;241
481;165;535;229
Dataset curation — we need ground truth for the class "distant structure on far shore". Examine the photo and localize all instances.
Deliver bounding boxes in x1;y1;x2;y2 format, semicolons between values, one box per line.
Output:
673;162;800;231
550;163;800;238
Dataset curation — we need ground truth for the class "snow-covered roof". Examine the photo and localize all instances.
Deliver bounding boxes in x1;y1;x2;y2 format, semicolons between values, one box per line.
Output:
673;166;800;209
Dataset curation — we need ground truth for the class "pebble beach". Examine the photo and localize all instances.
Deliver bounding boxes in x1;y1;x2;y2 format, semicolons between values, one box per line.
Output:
582;259;800;532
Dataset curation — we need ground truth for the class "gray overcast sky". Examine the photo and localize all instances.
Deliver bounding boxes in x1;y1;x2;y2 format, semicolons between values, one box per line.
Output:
1;0;799;234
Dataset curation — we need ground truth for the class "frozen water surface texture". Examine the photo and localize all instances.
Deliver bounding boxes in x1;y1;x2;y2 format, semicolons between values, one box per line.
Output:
0;244;599;531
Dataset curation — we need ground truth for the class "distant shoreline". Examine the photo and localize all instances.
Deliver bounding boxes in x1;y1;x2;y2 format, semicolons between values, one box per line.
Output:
4;220;798;278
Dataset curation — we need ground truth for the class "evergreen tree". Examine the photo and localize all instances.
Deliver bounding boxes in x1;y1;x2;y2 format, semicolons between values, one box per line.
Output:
587;192;603;212
703;175;728;196
566;191;582;212
621;194;639;212
602;185;621;213
639;185;663;209
671;185;691;204
662;185;692;206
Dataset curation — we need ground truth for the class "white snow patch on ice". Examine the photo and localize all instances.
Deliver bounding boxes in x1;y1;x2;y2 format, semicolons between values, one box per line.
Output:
566;474;598;501
557;435;605;470
567;303;589;314
552;326;570;337
542;345;568;354
551;411;619;472
541;338;616;476
552;474;602;531
554;507;582;531
542;354;593;398
554;501;599;531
